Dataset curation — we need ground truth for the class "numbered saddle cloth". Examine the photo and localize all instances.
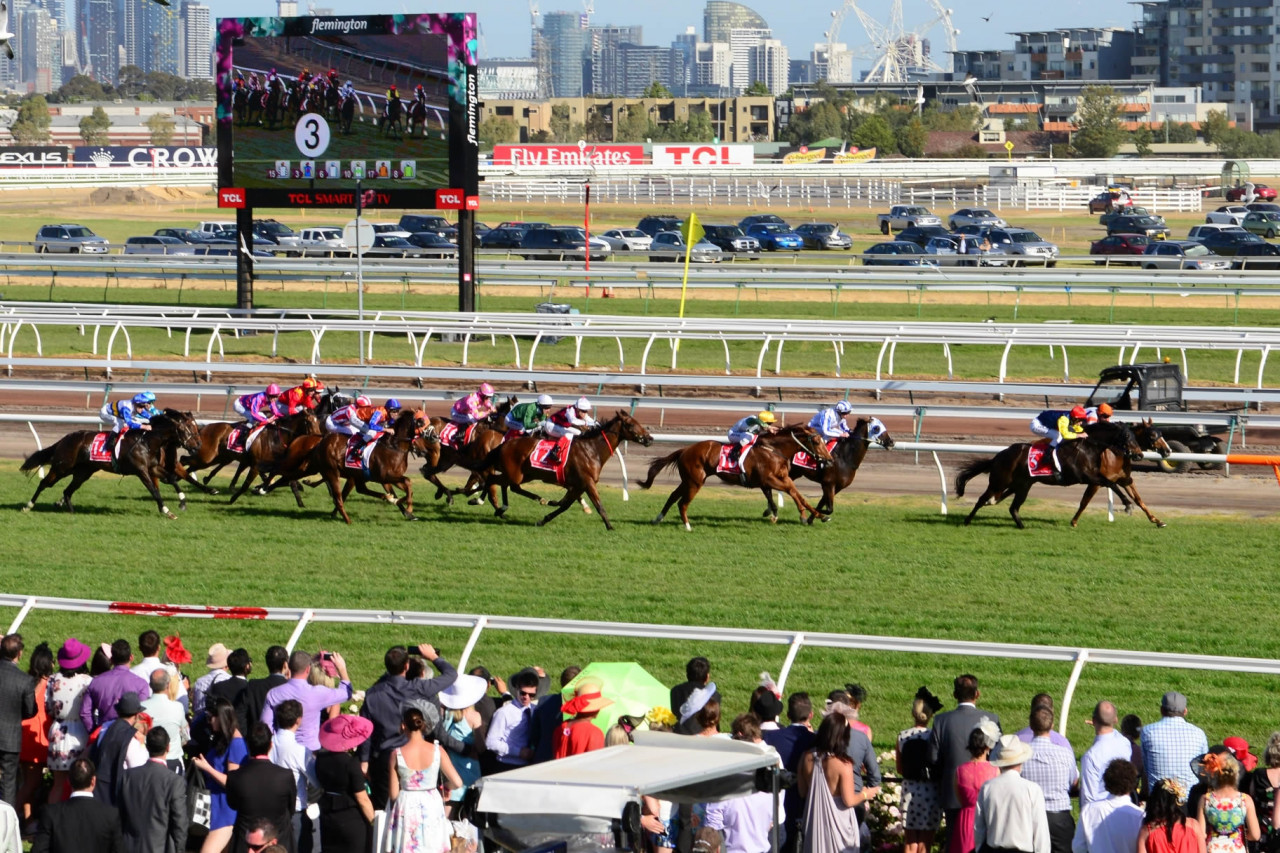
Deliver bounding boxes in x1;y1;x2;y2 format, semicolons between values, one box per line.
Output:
1027;439;1055;477
793;439;838;470
343;433;382;475
227;424;267;454
716;437;756;475
529;437;571;484
438;422;477;450
89;432;117;463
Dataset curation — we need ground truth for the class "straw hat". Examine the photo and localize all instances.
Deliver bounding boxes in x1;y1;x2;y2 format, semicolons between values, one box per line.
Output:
990;734;1034;768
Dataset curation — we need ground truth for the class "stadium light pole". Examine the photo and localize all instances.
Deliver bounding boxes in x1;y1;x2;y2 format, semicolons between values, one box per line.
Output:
355;179;365;365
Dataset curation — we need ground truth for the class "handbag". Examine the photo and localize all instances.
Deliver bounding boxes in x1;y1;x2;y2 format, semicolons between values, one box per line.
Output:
186;760;212;829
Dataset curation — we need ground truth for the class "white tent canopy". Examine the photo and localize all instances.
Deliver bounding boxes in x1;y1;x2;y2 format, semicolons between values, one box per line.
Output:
477;731;780;820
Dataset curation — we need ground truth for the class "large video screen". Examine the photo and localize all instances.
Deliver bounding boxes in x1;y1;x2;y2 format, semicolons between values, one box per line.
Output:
216;13;477;209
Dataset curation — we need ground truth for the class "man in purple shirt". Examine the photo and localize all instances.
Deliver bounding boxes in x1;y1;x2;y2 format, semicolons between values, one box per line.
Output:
261;650;352;751
81;639;150;734
1016;693;1073;750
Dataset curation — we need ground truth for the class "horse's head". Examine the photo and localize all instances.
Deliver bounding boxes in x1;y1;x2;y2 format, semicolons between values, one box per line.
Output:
393;409;422;438
613;410;653;447
410;411;438;455
861;417;895;450
790;425;833;467
1139;418;1172;459
160;408;202;453
298;409;322;435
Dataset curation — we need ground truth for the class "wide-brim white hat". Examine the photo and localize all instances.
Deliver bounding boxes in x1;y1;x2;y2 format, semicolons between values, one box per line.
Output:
990;734;1034;768
439;674;488;710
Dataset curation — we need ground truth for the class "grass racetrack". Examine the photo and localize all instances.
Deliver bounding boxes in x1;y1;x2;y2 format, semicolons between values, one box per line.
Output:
4;460;1280;757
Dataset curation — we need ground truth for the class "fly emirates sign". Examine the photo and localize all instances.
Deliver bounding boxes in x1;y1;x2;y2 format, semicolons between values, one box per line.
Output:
492;145;644;167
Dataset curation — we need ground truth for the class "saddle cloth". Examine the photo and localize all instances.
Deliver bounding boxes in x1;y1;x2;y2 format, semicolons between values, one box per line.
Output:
793;439;839;470
1027;439;1055;477
343;433;382;473
529;437;571;484
716;436;757;475
227;424;267;454
89;432;117;463
439;422;477;450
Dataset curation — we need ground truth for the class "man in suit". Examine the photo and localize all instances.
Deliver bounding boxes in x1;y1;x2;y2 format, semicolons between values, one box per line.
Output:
226;723;297;853
32;758;124;853
237;645;289;741
670;657;721;736
762;692;817;853
119;728;187;853
931;674;1001;840
91;692;144;808
208;648;252;732
0;634;35;807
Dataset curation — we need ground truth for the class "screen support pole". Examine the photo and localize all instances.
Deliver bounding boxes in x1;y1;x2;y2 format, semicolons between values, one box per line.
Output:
458;207;476;312
355;180;365;366
235;205;254;311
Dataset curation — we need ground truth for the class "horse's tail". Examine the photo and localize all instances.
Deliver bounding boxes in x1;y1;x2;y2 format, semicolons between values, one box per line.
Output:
20;444;56;475
955;456;995;497
638;449;682;490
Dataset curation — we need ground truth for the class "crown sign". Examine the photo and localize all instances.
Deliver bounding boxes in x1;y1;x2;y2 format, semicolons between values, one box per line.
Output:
89;149;114;167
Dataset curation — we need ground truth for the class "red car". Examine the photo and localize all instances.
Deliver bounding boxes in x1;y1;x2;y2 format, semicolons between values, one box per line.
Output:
1091;233;1151;264
1088;190;1132;214
1226;184;1278;201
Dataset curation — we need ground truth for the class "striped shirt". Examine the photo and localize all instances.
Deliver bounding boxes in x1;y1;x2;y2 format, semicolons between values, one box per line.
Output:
1023;734;1080;811
1140;715;1208;792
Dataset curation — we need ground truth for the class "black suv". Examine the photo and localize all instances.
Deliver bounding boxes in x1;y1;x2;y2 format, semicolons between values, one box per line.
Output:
1231;242;1280;270
701;224;760;254
738;213;788;231
520;226;606;261
637;215;683;238
1198;229;1263;256
895;224;951;248
399;214;459;242
252;219;301;252
1106;215;1171;240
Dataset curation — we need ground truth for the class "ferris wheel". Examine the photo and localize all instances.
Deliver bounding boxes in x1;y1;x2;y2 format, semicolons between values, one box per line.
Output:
822;0;959;84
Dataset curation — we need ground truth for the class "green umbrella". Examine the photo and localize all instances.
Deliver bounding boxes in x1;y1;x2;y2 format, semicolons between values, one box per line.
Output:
562;662;670;734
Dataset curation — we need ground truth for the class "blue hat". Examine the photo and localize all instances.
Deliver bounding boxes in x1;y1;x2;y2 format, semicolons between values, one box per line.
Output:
133;391;155;405
385;398;402;410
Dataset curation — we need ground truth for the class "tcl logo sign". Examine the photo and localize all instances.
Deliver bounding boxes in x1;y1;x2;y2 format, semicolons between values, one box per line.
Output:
651;144;754;167
435;189;464;209
465;195;480;210
218;188;246;208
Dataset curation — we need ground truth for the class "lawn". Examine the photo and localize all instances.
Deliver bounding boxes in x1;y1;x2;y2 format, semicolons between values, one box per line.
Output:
3;460;1279;759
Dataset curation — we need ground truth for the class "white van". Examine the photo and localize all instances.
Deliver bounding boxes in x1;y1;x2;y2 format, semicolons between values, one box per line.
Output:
298;226;349;256
197;221;236;235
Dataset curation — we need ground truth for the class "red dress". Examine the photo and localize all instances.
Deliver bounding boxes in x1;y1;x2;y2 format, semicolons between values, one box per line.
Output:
553;718;604;759
950;760;999;853
1144;819;1204;853
20;676;48;764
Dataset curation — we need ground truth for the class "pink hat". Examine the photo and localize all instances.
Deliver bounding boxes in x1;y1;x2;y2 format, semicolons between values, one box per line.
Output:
318;714;374;752
57;638;91;670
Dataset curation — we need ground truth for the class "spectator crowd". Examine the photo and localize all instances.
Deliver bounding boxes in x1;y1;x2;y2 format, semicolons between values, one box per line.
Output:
0;630;1274;853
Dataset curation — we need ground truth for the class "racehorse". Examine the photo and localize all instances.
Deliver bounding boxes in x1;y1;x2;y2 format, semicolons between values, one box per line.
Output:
407;95;431;138
638;425;834;530
263;77;288;130
419;398;516;504
19;410;202;519
380;92;404;139
784;417;896;518
222;411;324;504
176;409;321;497
480;411;653;530
324;81;342;121
955;419;1171;529
338;93;357;134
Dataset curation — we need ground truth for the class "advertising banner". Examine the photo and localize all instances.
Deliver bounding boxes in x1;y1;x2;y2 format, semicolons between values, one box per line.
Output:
650;144;754;167
0;146;70;166
782;148;826;164
492;144;644;166
72;146;218;167
833;147;876;163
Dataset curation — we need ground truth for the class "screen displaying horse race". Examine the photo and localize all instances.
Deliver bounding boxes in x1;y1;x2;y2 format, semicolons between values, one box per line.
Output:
215;13;478;209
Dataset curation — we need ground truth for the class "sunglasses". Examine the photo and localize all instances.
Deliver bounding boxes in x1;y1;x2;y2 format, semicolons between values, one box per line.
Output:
247;842;274;852
519;690;537;699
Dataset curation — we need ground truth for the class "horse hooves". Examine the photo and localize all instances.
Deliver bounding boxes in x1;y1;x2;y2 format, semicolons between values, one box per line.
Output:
538;499;548;506
19;505;30;513
253;487;267;496
165;512;177;520
444;495;454;506
1156;520;1168;528
403;514;417;522
819;515;831;523
207;488;220;496
536;519;547;527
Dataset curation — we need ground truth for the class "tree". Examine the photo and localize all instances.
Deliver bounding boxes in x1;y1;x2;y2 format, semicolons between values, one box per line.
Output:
79;106;112;145
616;105;655;142
146;112;175;145
1070;85;1125;158
54;74;107;103
479;115;519;146
1167;121;1197;143
549;103;572;142
10;95;51;144
1131;125;1153;157
744;80;772;96
786;100;843;145
922;104;981;132
642;81;672;98
583;109;611;142
851;114;895;153
116;65;146;98
896;116;927;158
1202;110;1231;148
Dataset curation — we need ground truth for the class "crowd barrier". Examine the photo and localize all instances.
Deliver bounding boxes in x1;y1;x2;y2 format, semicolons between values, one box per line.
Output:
2;592;1278;737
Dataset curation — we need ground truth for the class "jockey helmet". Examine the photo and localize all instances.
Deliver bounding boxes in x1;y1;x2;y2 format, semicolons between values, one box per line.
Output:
355;395;371;407
536;394;553;407
834;401;852;415
478;382;495;397
133;391;156;405
385;398;402;411
757;411;777;424
1098;402;1114;418
266;383;281;396
302;377;317;390
1070;405;1087;420
575;396;592;411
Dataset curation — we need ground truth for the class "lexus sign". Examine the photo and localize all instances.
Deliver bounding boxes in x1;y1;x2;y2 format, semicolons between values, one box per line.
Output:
650;144;754;167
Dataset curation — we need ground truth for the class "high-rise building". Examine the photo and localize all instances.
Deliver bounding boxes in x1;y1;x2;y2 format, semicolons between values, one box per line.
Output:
277;0;297;16
596;43;682;97
20;5;59;92
124;0;178;74
703;0;766;44
748;37;788;95
178;0;211;79
479;59;539;100
693;41;731;93
540;11;587;97
728;27;770;93
586;24;641;94
81;0;118;84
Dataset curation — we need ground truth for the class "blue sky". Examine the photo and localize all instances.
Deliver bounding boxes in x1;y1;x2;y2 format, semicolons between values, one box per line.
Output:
211;0;1133;71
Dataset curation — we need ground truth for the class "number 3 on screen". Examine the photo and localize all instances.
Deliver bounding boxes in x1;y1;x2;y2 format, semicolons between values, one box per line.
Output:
295;114;331;159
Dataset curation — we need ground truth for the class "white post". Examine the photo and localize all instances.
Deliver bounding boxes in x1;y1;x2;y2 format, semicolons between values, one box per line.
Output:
1059;649;1090;735
776;633;806;695
457;616;489;671
356;181;365;366
285;610;314;653
6;597;36;635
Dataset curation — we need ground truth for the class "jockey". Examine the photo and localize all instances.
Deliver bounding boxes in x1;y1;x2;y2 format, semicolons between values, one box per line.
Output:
234;384;281;426
265;68;277;86
298;68;311;84
132;391;161;424
1030;405;1088;448
505;395;553;435
727;411;777;463
325;395;371;436
1084;402;1114;425
99;392;156;433
386;84;400;101
809;401;853;441
340;81;356;100
450;383;497;425
413;84;427;102
274;377;323;416
355;398;391;442
381;398;403;428
545;397;597;439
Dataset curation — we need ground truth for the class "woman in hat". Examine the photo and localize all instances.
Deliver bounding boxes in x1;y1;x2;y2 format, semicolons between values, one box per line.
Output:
387;702;463;853
896;687;944;853
554;679;614;759
439;674;487;815
44;637;94;803
1197;752;1259;853
315;714;376;853
951;719;1000;853
191;697;248;853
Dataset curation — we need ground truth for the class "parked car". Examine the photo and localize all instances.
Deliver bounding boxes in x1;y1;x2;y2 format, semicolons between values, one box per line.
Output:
480;227;528;249
951;224;987;238
648;230;723;263
744;223;803;251
1242;210;1280;238
794;222;853;250
1205;205;1251;226
519;226;608;261
949;208;1007;230
1106;215;1171;240
700;224;760;254
981;227;1059;266
398;214;458;241
35;224;110;254
252;219;300;251
1090;233;1151;264
123;235;195;255
1100;206;1165;228
297;226;349;255
1187;223;1248;243
877;205;942;234
196;221;236;235
370;223;412;239
738;213;789;231
1198;229;1264;256
1246;202;1280;213
637;215;684;238
1140;241;1230;270
598;228;652;252
153;228;217;244
895;224;951;249
1226;183;1277;202
922;236;975;266
494;220;551;231
407;232;459;258
364;234;427;258
1088;189;1132;214
1232;242;1280;270
861;241;936;266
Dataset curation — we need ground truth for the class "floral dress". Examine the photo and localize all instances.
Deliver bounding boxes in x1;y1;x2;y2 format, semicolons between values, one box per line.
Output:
1204;790;1249;853
45;671;92;771
386;745;448;853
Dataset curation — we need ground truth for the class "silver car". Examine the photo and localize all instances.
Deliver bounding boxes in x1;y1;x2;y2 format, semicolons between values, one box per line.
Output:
982;227;1059;267
649;231;724;263
948;208;1007;230
123;235;195;255
35;224;110;254
599;228;652;252
1141;241;1230;270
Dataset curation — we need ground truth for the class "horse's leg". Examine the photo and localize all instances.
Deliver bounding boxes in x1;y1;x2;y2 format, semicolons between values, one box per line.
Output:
774;476;824;524
1121;479;1166;528
226;463;258;504
654;484;684;526
759;486;779;521
1070;484;1101;528
23;465;67;511
325;472;352;524
137;467;177;519
396;477;415;520
289;479;306;508
55;469;93;514
536;486;582;528
963;481;1001;526
1007;485;1032;529
676;479;704;532
578;480;612;530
